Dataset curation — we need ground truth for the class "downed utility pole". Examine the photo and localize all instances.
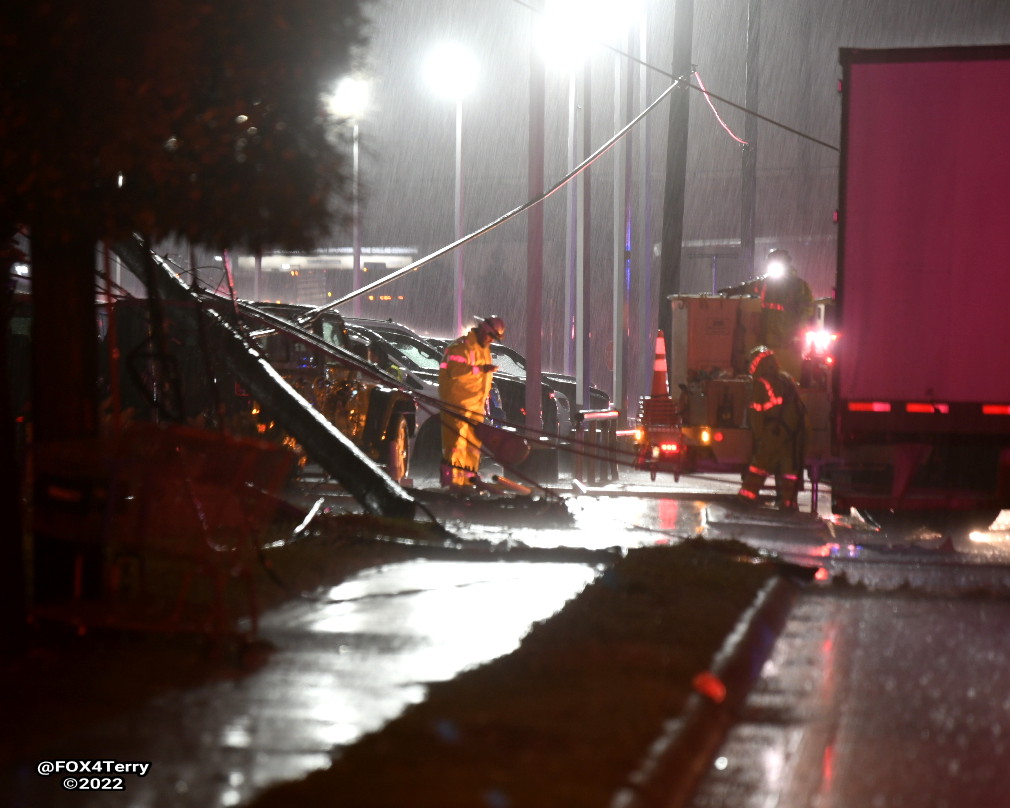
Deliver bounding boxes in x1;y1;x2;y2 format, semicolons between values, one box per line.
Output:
113;237;416;521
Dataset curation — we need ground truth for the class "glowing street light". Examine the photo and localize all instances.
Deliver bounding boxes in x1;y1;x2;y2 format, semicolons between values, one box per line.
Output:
534;0;644;69
424;43;478;336
331;75;371;316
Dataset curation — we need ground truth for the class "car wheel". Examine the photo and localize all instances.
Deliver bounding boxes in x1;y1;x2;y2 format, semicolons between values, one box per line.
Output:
411;417;442;476
387;415;410;481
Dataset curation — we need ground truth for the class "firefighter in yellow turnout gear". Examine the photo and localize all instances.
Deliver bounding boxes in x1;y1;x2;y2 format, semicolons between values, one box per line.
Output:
738;346;807;509
438;316;504;487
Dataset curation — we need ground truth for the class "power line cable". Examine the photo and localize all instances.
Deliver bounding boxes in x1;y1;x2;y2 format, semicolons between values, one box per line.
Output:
310;72;687;312
509;0;839;151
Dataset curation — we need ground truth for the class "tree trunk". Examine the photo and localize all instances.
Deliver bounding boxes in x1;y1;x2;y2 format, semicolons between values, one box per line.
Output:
26;221;103;605
30;221;100;442
1;253;27;649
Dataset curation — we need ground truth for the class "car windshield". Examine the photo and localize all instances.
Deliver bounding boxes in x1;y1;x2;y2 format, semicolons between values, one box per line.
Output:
319;318;348;350
373;330;443;371
490;347;526;378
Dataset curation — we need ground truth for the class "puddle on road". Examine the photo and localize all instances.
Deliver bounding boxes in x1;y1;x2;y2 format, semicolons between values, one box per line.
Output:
12;558;600;808
304;559;598;683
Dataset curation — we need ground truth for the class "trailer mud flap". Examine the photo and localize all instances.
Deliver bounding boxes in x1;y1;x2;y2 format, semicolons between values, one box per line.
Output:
890;443;932;505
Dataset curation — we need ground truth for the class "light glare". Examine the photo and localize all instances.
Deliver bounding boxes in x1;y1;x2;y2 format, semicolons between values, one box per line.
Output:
331;75;371;120
423;43;478;100
536;0;644;69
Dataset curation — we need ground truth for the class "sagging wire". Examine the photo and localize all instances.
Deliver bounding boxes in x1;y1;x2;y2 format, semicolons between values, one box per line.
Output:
311;66;834;315
302;71;686;315
686;75;840;152
694;70;747;146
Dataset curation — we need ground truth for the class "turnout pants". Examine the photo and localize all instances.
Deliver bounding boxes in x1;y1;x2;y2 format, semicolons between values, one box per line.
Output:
440;408;483;486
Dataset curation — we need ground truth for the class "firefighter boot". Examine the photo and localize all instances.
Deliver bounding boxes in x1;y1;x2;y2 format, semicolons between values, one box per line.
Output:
776;473;800;510
737;465;767;506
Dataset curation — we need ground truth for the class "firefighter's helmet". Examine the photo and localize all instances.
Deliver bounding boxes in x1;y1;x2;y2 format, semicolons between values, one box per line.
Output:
748;345;779;378
475;315;505;342
765;249;793;279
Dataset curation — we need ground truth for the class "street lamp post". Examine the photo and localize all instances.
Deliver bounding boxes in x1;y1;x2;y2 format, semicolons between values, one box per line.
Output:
331;76;370;317
538;0;644;411
454;96;464;336
351;120;361;317
424;43;477;337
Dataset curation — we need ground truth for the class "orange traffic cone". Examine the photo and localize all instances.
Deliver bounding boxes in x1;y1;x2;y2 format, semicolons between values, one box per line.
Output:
650;330;670;396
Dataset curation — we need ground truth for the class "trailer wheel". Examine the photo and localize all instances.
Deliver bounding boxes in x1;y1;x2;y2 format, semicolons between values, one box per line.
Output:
649;468;657;481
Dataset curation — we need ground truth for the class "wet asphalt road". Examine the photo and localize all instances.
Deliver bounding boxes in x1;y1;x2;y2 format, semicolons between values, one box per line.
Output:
687;507;1010;808
687;590;1010;808
11;469;1010;808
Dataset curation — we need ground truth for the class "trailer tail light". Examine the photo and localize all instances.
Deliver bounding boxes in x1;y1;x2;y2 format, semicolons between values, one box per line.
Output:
983;405;1010;415
848;401;891;412
699;428;711;445
905;403;949;414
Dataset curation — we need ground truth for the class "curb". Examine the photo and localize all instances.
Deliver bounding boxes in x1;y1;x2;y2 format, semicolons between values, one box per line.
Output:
612;574;800;808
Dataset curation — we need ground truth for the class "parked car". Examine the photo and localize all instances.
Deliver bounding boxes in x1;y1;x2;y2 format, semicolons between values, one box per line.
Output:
486;342;611;414
342;321;446;475
344;319;521;475
242;302;417;481
351;319;565;437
